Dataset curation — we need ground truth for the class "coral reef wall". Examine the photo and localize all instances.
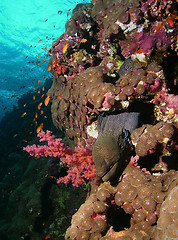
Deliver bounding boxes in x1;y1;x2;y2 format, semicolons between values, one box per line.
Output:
47;0;177;146
27;0;177;239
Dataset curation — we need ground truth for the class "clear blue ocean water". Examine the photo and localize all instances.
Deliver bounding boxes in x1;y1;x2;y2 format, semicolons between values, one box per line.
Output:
0;0;91;120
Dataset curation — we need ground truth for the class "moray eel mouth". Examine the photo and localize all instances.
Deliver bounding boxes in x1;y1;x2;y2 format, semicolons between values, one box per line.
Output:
101;161;120;182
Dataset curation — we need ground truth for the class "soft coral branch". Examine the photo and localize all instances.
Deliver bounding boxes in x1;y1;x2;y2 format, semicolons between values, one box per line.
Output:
23;131;98;187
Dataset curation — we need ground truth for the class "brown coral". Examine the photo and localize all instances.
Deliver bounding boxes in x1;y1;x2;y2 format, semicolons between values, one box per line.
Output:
154;185;178;239
48;66;121;144
131;122;175;157
65;165;178;239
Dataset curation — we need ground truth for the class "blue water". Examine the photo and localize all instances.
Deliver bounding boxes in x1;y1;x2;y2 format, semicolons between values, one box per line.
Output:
0;0;91;120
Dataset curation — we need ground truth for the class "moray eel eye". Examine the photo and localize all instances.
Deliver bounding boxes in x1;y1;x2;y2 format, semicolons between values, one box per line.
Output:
122;128;130;139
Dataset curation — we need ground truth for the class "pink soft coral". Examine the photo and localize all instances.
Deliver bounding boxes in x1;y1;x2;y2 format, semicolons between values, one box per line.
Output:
23;130;98;187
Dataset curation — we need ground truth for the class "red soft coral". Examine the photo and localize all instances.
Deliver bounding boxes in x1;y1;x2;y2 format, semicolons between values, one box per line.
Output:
23;131;98;187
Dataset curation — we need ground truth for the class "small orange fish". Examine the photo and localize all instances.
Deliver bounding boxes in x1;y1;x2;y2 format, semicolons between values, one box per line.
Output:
45;233;50;240
42;86;45;91
46;36;48;39
156;23;162;32
65;56;68;61
23;140;28;143
43;76;45;79
37;54;40;58
67;12;69;17
38;90;40;94
168;18;174;27
38;39;42;43
41;94;44;98
33;96;36;100
92;0;96;3
50;176;56;180
37;80;40;84
37;63;40;66
11;94;18;97
13;134;18;138
41;110;44;114
44;95;50;106
23;104;26;107
57;95;62;100
80;38;87;43
38;102;42;110
36;123;43;133
21;112;26;117
41;58;46;63
48;65;51;71
35;113;38;118
44;47;47;51
33;88;36;91
62;43;68;54
136;47;142;54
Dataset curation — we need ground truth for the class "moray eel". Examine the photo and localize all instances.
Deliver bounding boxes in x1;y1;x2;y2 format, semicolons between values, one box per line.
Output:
118;57;133;77
92;112;140;182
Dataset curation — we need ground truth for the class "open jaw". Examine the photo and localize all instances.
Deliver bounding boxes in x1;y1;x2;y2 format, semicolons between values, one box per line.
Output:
101;161;120;182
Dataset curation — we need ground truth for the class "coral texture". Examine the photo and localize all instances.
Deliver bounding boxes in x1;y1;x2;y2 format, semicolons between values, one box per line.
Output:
131;122;176;157
24;0;178;238
154;185;178;239
65;165;178;240
46;0;177;145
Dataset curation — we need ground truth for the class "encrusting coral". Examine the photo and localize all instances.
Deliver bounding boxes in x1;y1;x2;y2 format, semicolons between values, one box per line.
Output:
65;165;178;240
131;122;176;157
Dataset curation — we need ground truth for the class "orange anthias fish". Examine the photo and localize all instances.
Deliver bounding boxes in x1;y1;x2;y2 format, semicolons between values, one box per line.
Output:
36;123;43;133
38;39;42;43
57;95;62;100
38;102;42;110
80;38;87;43
44;47;47;51
11;94;18;98
67;12;70;17
45;233;50;240
48;65;51;71
44;95;50;106
41;58;47;63
37;80;40;84
37;54;40;58
156;23;162;32
21;112;26;117
33;96;36;100
136;47;142;54
62;43;68;54
167;18;174;27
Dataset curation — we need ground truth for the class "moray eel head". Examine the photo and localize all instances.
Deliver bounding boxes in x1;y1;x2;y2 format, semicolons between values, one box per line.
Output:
92;134;122;182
